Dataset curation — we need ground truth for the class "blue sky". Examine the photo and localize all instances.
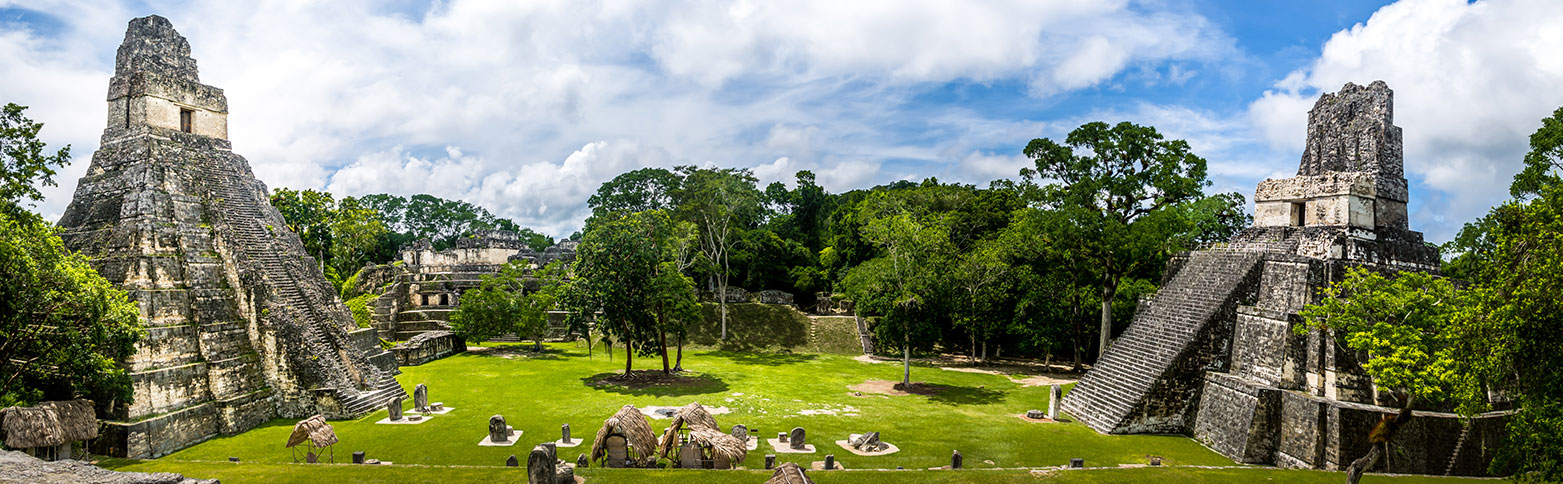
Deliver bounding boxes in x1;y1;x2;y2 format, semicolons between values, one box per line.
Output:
4;0;1562;241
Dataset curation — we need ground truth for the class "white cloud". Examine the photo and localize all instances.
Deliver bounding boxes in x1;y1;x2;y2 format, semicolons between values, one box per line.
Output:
4;0;1235;236
1248;0;1563;241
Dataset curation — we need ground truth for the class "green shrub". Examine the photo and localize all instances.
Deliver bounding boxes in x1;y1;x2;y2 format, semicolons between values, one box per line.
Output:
344;293;379;328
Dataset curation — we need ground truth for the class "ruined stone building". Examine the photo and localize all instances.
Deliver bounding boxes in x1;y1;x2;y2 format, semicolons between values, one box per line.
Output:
55;16;404;458
348;231;577;360
1059;81;1508;476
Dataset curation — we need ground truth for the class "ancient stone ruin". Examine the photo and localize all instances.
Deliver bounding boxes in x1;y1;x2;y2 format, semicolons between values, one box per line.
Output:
55;15;404;459
350;231;578;350
1058;81;1506;476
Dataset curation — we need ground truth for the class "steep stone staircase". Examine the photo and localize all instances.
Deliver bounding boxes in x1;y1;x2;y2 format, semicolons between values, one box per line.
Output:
200;153;405;418
1060;249;1265;434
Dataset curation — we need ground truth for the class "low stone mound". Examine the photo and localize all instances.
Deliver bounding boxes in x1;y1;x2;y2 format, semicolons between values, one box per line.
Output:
0;450;214;484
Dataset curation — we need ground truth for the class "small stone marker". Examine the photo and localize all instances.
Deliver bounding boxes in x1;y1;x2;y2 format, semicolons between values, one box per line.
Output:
765;454;776;469
562;423;572;443
228;457;239;463
952;450;962;469
824;454;835;470
851;431;882;451
353;451;365;464
414;383;429;412
789;427;806;450
1070;458;1084;468
1150;456;1162;466
1025;409;1045;419
388;398;403;421
577;453;589;468
1048;384;1062;420
506;455;519;467
408;414;422;422
489;415;509;443
731;424;749;441
431;402;445;412
778;431;788;443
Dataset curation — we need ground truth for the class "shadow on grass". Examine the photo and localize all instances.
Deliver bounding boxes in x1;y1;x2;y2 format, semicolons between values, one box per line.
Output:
925;384;1005;406
580;370;729;397
464;345;565;360
704;350;818;366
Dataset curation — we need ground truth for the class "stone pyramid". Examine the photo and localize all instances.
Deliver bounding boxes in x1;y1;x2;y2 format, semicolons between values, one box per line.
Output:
1058;83;1504;476
56;15;404;459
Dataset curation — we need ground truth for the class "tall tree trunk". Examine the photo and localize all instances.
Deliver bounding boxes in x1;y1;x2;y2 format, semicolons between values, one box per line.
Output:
981;340;988;363
1345;397;1416;484
658;328;670;375
971;334;978;363
1071;287;1084;371
901;334;911;387
624;339;633;375
1099;278;1117;359
674;333;685;372
719;290;729;341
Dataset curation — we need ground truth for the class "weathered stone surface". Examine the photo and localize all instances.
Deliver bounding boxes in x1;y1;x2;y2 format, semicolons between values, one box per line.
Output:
413;384;428;412
0;449;214;484
393;331;465;366
1298;81;1402;177
731;424;748;441
58;15;403;459
757;290;794;305
789;427;806;449
1025;410;1045;419
489;415;509;443
951;450;962;469
387;399;403;421
1047;384;1061;420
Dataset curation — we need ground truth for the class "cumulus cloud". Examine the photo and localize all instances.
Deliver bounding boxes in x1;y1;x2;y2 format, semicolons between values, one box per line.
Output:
4;0;1235;236
1248;0;1563;240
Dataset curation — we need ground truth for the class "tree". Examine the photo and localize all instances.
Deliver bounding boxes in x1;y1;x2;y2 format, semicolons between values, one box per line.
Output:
329;196;389;274
1022;121;1214;358
586;167;681;226
840;194;953;386
675;166;762;342
270;188;336;266
449;261;563;351
0;103;70;206
1298;268;1481;484
0;103;141;408
950;239;1016;363
565;210;667;375
1441;107;1563;481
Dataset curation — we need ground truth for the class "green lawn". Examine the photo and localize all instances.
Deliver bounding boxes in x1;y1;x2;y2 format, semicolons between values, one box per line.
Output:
105;342;1493;483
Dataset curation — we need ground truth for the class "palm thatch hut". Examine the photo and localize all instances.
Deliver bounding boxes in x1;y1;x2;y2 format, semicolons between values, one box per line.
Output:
0;399;98;461
656;402;720;459
590;405;658;468
765;462;815;484
284;415;338;463
675;427;747;469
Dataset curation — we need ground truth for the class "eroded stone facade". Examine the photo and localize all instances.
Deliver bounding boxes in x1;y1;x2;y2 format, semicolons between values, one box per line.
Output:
1059;81;1505;476
56;15;404;458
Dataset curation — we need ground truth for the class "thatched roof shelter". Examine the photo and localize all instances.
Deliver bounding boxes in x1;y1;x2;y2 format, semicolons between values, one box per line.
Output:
589;405;658;465
0;400;97;449
284;415;338;448
684;427;747;468
765;462;814;484
656;402;720;459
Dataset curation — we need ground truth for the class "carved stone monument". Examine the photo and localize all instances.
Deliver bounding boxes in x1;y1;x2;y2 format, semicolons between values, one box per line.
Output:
413;384;428;412
1047;384;1061;420
387;399;403;421
489;415;509;443
789;427;806;450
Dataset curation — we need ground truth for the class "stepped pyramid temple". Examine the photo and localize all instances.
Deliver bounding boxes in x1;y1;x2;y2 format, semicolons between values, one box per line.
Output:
1059;81;1510;476
56;16;405;458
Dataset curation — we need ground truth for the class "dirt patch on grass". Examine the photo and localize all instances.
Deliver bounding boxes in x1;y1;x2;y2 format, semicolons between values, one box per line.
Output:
848;379;945;396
